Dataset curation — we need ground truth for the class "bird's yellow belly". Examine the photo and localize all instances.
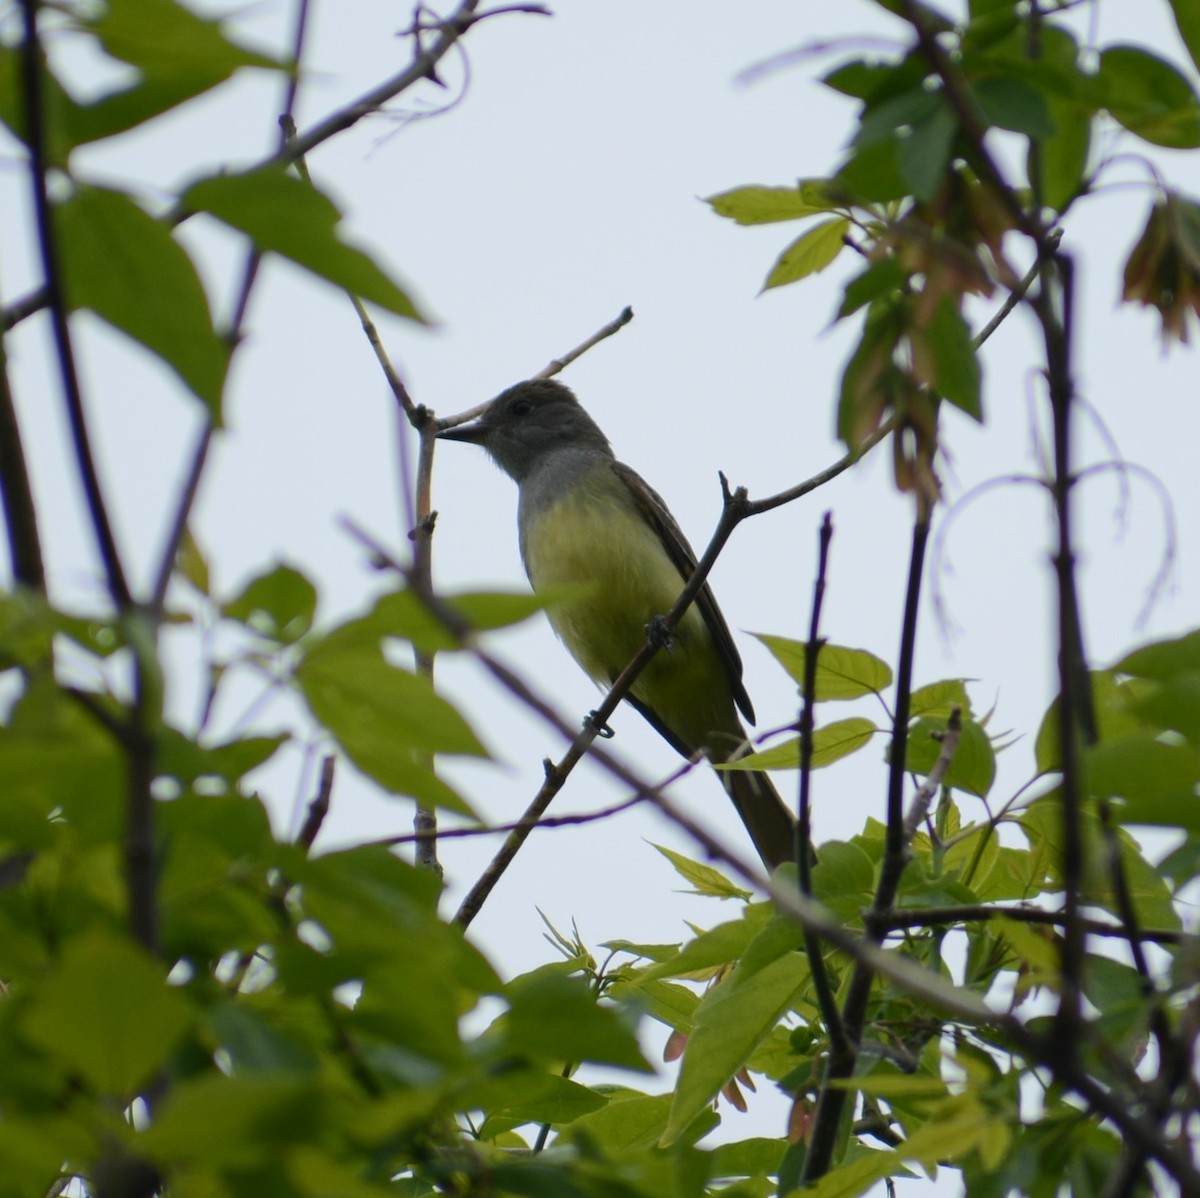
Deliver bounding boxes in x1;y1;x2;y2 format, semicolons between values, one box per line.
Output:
522;491;732;750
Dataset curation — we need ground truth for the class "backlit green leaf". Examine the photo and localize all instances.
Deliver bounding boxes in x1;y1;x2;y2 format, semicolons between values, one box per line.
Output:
754;635;893;698
763;217;850;290
183;169;426;320
706;183;838;225
56;186;228;415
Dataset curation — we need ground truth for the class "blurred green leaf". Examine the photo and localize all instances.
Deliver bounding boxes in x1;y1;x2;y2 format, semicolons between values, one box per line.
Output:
922;297;983;420
763;217;851;290
899;100;957;200
1035;670;1151;773
297;631;483;812
479;1070;608;1131
208;1005;319;1075
1095;45;1200;148
838;258;909;319
141;1074;324;1165
224;562;317;643
754;635;893;698
183;169;427;320
1117;629;1200;679
157;730;287;787
1134;671;1200;743
1087;736;1200;830
1170;0;1200;73
69;0;279;146
56;186;228;416
22;932;192;1094
504;971;651;1072
974;76;1055;138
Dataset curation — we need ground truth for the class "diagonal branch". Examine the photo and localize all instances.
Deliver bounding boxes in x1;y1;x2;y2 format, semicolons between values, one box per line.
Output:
18;0;130;610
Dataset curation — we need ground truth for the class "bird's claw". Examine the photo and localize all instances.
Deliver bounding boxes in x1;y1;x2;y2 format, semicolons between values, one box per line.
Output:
647;614;673;652
584;710;615;738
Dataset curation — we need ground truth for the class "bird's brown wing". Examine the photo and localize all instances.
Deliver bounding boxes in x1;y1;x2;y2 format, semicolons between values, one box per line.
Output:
612;460;755;723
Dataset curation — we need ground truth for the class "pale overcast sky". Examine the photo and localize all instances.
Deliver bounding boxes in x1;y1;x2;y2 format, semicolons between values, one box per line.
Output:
3;0;1199;1177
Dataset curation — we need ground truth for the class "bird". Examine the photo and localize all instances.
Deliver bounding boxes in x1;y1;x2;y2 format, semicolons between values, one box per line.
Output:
437;377;800;870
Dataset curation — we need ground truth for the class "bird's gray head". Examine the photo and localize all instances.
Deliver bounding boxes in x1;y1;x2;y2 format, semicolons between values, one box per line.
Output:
437;379;613;482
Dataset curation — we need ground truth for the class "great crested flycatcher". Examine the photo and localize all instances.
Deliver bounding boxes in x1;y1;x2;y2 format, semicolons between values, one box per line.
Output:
438;378;798;870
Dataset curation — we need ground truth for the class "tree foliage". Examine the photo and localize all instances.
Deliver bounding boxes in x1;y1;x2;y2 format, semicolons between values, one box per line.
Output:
1;1;1199;1196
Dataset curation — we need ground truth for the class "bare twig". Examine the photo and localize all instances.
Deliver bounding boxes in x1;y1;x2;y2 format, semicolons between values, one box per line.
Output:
18;0;130;611
381;791;651;846
2;0;550;334
902;705;961;842
297;755;336;851
436;305;635;433
150;3;313;615
0;342;45;591
874;904;1183;945
797;513;846;1055
802;497;933;1183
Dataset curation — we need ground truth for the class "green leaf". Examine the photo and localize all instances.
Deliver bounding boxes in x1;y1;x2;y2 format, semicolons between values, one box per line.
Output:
836;134;910;204
183;169;427;320
710;1138;787;1181
653;845;752;899
329;587;563;658
481;1071;608;1127
1170;0;1200;73
973;76;1055;138
504;972;651;1072
1087;735;1200;830
662;953;809;1145
706;183;838;225
899;100;958;201
297;634;483;813
141;1074;324;1165
1133;670;1200;743
838;258;909;319
224;562;317;643
724;717;877;771
563;1092;678;1153
754;634;893;699
0;679;124;846
903;714;995;797
855;87;943;148
1117;629;1200;680
207;1005;319;1074
1035;670;1151;773
924;297;983;419
909;679;971;718
55;186;228;415
802;1149;898;1198
68;0;280;146
1095;45;1200;148
762;217;850;290
22;932;192;1094
156;730;287;788
638;905;773;983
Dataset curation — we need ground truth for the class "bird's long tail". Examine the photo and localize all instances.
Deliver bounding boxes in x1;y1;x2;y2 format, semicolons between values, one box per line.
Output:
719;765;803;871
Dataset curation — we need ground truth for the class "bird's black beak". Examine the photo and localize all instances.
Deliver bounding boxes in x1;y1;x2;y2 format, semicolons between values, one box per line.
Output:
435;420;489;445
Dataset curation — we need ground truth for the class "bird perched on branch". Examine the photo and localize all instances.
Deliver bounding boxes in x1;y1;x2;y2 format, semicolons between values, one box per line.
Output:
439;377;804;871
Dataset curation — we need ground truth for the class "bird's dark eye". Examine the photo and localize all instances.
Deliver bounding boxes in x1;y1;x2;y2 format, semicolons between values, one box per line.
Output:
510;399;534;416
